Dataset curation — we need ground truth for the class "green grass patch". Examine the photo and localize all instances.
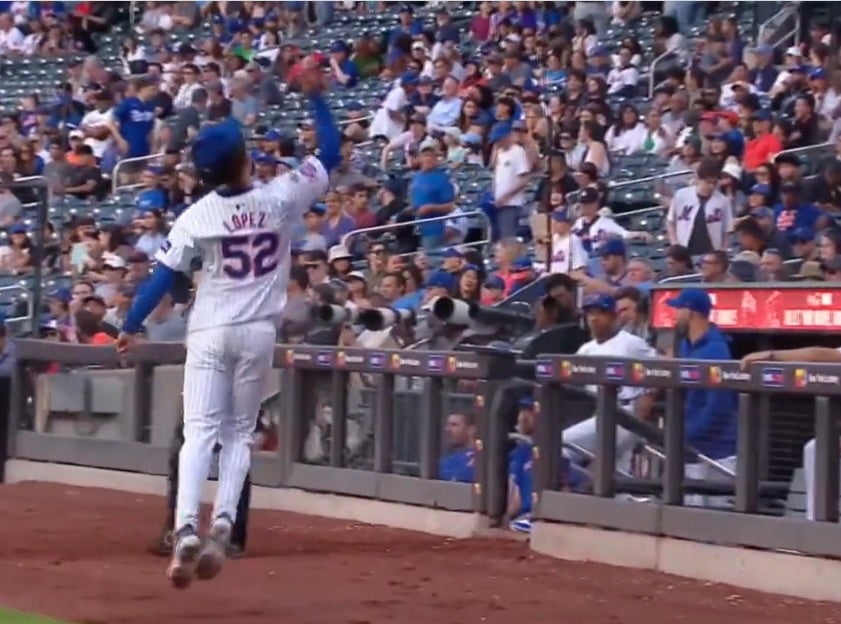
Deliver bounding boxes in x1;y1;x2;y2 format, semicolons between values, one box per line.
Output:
0;608;70;623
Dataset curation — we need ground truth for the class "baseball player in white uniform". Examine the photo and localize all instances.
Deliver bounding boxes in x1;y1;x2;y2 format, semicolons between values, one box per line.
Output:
563;293;657;474
118;66;339;588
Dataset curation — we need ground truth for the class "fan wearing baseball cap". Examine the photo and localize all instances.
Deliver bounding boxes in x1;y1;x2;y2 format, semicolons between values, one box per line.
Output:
667;288;737;505
561;293;658;476
572;186;651;256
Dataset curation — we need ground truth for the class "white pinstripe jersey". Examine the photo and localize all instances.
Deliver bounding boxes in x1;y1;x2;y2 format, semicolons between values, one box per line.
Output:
155;157;329;333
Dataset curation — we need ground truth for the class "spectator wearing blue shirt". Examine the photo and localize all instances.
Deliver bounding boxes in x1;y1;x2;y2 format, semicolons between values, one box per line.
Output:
410;137;455;254
507;396;535;533
112;77;157;161
319;189;356;249
328;40;360;89
438;412;476;483
773;181;828;234
666;289;738;507
389;5;423;48
749;44;778;93
409;76;440;117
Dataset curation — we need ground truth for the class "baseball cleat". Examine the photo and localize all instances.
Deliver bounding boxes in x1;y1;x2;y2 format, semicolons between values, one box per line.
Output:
167;527;201;589
196;514;233;581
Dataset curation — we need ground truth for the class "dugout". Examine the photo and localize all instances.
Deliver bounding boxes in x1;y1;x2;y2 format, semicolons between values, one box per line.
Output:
650;282;841;489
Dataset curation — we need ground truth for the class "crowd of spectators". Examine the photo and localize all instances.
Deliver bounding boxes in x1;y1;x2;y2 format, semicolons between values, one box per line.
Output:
1;1;841;532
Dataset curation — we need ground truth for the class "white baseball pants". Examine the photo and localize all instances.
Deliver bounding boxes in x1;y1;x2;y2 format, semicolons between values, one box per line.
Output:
562;416;639;474
176;320;276;533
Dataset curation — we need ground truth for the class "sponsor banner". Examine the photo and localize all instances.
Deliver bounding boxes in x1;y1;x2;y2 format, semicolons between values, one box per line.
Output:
652;288;841;332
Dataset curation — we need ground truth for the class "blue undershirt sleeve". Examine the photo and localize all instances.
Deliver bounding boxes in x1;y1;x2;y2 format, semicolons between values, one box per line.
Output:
309;94;341;174
122;264;177;334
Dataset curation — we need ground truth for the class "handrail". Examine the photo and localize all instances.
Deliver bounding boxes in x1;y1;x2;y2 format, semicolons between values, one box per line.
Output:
341;210;492;254
111;152;165;194
759;3;800;47
567;169;693;205
647;50;672;99
775;141;833;161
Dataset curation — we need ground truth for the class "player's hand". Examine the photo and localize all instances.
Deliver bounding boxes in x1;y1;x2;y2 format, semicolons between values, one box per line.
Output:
116;332;136;356
299;56;325;96
739;351;769;370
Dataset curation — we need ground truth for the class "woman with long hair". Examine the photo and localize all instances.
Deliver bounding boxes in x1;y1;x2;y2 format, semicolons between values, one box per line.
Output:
577;119;610;178
605;104;646;155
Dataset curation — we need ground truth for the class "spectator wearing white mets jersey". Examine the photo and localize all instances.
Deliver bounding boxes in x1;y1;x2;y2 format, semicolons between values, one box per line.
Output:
546;210;587;276
563;294;656;474
117;65;340;589
741;345;841;521
666;157;733;256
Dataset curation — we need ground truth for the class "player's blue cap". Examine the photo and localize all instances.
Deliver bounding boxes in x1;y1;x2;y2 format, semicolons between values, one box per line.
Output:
665;289;712;317
253;151;274;165
600;238;627;258
9;223;27;234
443;247;463;258
750;183;771;196
192;117;245;182
790;226;815;243
484;275;505;290
518;395;535;409
330;40;349;54
582;293;616;313
425;270;455;290
489;121;513;143
48;287;71;303
400;71;419;86
511;257;533;272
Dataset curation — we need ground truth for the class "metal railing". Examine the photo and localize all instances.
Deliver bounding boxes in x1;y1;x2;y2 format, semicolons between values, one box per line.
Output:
759;3;801;48
648;50;673;99
341;210;493;257
567;169;692;206
111;152;166;195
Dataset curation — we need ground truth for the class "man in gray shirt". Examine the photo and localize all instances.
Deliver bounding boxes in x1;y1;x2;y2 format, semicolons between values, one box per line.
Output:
230;78;258;127
42;142;73;198
145;294;187;342
0;173;21;227
169;88;206;151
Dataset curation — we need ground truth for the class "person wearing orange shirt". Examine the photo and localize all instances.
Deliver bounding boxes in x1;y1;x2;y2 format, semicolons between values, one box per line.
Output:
743;109;781;172
74;308;115;345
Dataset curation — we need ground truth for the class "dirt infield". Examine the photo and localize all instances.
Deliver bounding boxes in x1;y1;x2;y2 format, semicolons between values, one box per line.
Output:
0;482;839;624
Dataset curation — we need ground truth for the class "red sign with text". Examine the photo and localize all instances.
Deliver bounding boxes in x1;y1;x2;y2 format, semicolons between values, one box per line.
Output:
651;288;841;332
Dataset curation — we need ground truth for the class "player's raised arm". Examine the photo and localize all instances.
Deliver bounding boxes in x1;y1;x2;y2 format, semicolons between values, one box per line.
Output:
300;62;341;174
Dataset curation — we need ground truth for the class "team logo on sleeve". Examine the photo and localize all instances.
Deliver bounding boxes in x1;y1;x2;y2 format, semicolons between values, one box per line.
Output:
300;161;318;179
160;240;172;253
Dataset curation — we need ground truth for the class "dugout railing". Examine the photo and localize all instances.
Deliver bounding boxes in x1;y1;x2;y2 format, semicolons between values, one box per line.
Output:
531;354;841;558
6;340;841;558
3;342;516;516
